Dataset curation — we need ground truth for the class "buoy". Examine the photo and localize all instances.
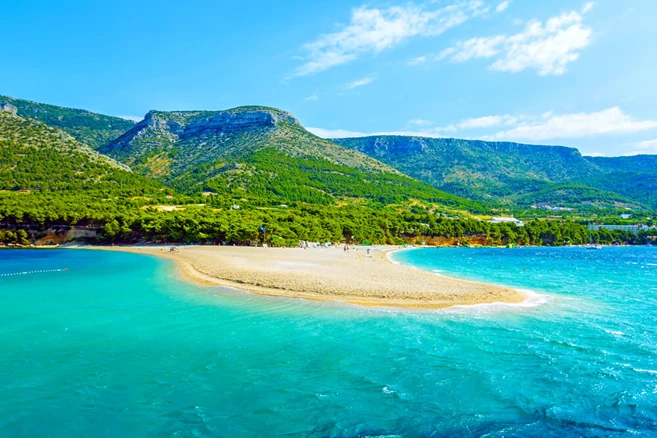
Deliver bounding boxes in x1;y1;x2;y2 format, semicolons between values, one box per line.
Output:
0;268;68;278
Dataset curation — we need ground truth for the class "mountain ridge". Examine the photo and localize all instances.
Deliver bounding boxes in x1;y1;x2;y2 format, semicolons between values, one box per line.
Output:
333;135;657;209
3;93;655;211
0;94;135;150
98;106;482;210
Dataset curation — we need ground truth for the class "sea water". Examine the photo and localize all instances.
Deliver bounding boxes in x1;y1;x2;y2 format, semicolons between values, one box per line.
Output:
0;247;656;437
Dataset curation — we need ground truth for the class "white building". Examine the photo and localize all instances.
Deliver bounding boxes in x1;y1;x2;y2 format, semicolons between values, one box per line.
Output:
588;224;655;234
488;217;525;227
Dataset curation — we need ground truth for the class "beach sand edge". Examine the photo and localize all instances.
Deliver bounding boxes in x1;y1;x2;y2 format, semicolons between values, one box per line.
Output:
81;245;527;310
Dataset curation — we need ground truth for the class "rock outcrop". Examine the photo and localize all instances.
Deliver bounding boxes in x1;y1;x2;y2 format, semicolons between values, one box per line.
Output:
185;109;298;137
0;101;18;116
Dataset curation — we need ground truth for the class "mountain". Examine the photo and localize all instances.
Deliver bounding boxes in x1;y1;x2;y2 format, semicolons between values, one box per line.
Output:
585;155;657;209
100;107;481;209
0;95;135;150
0;108;163;195
1;96;653;247
333;136;657;210
4;92;653;212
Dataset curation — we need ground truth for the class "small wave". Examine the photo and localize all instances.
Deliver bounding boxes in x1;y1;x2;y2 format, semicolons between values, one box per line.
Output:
385;250;405;266
604;329;625;336
440;289;549;315
634;368;657;374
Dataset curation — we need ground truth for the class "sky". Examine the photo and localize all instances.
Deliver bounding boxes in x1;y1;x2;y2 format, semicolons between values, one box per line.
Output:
2;0;656;156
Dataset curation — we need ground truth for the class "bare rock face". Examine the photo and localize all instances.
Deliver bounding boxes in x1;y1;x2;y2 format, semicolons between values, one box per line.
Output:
143;112;185;134
131;107;300;139
0;101;18;116
185;110;297;136
101;106;303;163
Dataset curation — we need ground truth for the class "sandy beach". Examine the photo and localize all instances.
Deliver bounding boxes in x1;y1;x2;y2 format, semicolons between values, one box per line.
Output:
90;245;526;309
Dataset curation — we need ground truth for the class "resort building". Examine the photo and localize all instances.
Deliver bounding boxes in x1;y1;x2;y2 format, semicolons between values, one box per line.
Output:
588;224;656;234
488;217;525;227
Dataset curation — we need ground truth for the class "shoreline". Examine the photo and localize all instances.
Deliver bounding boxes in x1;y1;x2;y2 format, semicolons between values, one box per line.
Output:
80;245;527;310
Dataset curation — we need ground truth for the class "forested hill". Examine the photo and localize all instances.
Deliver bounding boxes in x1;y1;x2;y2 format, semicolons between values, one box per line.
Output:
0;110;163;196
0;94;135;150
333;136;657;209
99;106;482;209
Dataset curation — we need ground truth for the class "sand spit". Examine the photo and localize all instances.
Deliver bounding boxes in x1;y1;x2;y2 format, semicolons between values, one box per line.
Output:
88;245;526;310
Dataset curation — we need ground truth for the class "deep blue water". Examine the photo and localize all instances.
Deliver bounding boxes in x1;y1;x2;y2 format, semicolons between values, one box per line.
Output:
1;247;656;437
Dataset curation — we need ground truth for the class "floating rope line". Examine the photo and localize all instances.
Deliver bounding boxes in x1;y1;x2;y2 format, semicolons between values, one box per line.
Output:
0;268;68;277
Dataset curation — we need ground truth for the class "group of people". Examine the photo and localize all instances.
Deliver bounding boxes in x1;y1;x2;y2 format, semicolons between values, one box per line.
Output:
343;245;371;254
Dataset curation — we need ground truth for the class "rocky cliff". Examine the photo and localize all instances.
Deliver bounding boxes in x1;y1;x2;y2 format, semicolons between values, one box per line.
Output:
0;101;18;116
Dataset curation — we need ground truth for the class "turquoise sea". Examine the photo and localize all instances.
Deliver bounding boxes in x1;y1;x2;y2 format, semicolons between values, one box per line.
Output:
1;247;656;437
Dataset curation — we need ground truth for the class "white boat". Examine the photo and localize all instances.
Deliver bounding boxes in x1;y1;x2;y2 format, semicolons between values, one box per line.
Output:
586;244;603;250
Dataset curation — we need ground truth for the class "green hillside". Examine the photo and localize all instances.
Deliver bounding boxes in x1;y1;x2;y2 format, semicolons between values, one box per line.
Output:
0;94;135;150
101;107;484;210
585;155;657;208
0;110;175;230
0;111;164;194
333;136;656;209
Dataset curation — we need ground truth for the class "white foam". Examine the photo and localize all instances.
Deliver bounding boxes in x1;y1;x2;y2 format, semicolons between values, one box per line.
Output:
604;329;625;336
439;289;549;315
385;248;412;265
634;368;657;375
385;250;549;315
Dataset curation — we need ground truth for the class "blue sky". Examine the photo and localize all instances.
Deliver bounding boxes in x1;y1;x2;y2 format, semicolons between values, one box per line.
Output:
2;0;656;156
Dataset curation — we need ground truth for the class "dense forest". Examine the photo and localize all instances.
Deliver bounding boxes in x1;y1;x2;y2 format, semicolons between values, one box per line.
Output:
1;191;655;247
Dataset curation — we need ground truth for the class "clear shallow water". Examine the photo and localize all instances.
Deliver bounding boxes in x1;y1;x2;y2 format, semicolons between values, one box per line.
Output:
1;248;656;437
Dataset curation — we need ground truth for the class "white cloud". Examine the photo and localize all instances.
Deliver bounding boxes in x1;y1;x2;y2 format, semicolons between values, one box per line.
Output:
582;2;595;14
623;138;657;156
345;75;376;90
483;107;657;141
304;94;319;101
435;47;457;61
307;127;369;138
289;1;488;77
407;55;427;65
310;107;657;144
409;119;433;126
457;114;518;129
633;139;657;150
308;125;458;139
438;5;593;75
496;1;510;13
117;115;143;122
